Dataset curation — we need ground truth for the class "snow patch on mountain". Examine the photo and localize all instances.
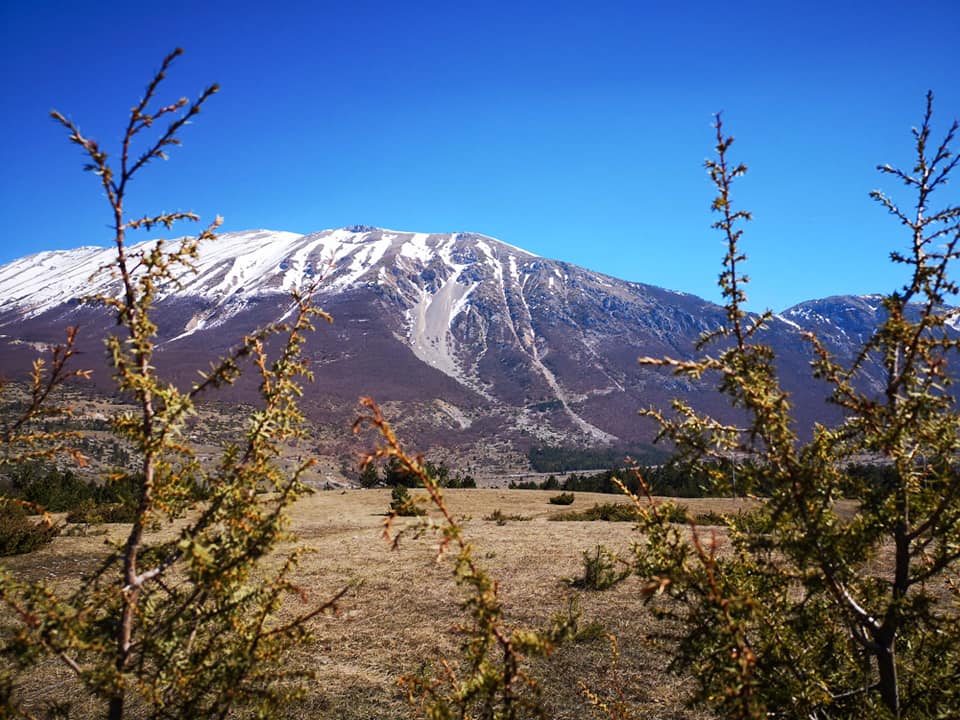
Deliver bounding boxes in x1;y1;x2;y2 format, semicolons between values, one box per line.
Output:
399;233;432;264
327;236;392;291
774;313;802;331
508;255;520;285
0;245;121;317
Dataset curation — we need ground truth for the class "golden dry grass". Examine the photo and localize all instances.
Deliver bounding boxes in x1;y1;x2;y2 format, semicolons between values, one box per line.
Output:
3;489;740;718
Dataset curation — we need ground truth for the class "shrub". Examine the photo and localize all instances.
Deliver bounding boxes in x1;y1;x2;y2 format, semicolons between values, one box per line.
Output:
691;510;731;526
551;502;638;522
66;499;137;525
483;508;530;525
390;484;424;516
0;501;59;556
444;472;477;488
2;464;194;524
380;456;474;488
508;479;540;489
358;460;381;487
629;97;960;718
0;50;344;719
656;501;690;524
549;492;575;505
570;544;631;591
571;620;608;643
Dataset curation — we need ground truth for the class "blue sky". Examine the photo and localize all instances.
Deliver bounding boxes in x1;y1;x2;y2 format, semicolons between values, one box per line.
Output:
1;0;957;311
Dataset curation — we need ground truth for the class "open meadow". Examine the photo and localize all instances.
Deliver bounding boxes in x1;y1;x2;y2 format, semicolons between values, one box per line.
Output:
2;488;753;718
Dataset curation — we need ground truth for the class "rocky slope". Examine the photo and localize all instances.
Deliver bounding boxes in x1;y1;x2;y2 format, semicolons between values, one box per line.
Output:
1;227;954;455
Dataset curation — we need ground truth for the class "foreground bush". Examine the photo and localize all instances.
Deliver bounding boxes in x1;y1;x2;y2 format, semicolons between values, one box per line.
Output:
630;97;960;718
0;50;344;719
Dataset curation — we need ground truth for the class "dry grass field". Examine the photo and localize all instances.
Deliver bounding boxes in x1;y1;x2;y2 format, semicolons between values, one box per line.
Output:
1;488;756;718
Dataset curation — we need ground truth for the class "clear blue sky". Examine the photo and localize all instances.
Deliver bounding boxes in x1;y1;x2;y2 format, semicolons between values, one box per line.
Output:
1;0;957;311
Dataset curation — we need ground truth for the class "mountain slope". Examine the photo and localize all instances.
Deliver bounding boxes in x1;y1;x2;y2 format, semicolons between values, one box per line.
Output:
1;227;953;456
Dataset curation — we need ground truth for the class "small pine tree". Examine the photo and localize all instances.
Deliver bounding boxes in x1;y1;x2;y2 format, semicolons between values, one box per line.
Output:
571;544;630;591
389;483;424;516
629;94;960;719
358;460;381;487
0;49;345;719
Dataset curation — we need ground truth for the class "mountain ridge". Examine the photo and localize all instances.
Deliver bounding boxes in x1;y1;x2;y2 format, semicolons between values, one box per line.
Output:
1;227;952;457
0;225;884;317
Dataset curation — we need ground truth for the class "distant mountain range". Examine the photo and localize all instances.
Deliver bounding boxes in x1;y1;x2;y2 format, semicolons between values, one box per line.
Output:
1;227;955;456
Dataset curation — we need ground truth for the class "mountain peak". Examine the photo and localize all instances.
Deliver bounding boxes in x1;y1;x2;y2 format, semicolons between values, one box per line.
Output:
2;228;954;453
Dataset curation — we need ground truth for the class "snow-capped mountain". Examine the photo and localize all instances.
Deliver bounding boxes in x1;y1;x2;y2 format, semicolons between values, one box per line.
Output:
0;227;954;454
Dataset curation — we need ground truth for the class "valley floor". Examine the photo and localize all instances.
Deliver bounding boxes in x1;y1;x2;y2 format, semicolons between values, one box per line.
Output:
4;489;747;718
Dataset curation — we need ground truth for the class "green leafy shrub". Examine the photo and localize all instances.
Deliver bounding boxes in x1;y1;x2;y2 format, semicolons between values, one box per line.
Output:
551;501;688;523
357;461;381;487
443;471;477;488
507;479;540;489
571;620;608;644
692;510;731;526
381;456;475;488
656;502;690;524
510;464;716;498
66;499;137;524
549;492;575;505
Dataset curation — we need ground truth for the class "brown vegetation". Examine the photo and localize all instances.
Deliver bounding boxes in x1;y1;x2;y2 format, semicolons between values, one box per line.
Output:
3;488;731;718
